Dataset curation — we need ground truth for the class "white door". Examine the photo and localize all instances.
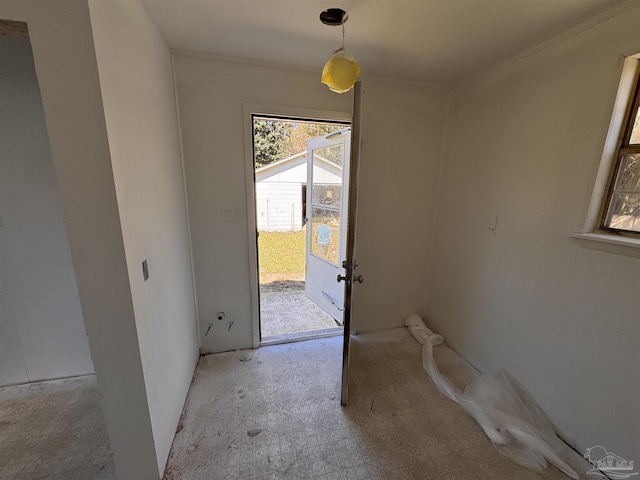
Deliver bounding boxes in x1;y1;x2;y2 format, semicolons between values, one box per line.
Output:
305;130;351;322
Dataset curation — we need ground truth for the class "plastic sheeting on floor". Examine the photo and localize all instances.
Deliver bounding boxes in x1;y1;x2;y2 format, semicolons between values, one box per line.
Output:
405;313;444;345
407;314;578;479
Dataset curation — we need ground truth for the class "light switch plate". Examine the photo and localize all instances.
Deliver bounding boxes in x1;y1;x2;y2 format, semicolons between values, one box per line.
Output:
224;210;238;222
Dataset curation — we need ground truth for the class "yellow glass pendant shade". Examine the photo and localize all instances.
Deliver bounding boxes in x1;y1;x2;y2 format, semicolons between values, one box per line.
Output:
321;48;361;94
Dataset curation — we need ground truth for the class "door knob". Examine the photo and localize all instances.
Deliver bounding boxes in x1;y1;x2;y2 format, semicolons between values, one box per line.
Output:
337;274;363;283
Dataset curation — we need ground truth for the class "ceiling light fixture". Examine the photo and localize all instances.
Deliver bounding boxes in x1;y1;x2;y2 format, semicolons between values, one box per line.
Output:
320;8;361;94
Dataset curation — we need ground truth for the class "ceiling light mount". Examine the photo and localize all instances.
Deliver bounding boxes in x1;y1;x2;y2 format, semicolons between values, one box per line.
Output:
319;8;360;93
319;8;348;26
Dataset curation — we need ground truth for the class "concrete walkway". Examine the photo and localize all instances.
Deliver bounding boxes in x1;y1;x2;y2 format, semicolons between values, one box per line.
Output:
260;288;339;338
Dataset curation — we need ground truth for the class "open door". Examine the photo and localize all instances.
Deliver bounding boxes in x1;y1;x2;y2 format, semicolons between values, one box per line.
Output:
340;82;363;406
305;130;351;321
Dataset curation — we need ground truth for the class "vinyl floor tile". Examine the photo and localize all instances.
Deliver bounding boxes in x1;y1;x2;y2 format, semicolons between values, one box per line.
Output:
163;328;594;480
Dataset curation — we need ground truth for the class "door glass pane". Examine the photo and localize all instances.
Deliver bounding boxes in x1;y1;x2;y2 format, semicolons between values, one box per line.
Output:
311;145;344;207
313;143;345;166
310;207;340;265
312;184;341;206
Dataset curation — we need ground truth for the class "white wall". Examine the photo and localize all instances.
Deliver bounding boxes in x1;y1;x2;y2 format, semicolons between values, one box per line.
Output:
175;56;352;352
353;81;450;333
1;1;163;478
174;54;450;352
88;0;199;475
0;37;94;387
427;6;640;460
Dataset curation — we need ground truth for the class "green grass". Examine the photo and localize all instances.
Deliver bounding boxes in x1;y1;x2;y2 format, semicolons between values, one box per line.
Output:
258;231;306;276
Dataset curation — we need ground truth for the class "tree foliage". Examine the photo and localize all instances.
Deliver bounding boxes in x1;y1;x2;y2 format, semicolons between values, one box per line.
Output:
253;119;292;168
254;119;346;169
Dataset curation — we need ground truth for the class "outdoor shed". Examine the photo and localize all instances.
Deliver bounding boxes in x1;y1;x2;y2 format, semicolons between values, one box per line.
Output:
255;150;342;232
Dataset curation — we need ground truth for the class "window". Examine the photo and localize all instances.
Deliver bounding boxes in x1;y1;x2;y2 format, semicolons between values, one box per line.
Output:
572;55;640;255
601;69;640;234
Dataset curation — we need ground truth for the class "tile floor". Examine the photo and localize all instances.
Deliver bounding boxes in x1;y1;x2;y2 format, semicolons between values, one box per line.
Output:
163;328;593;480
0;375;115;480
0;329;593;480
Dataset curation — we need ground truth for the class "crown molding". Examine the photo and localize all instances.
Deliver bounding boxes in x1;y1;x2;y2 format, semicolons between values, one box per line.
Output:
455;0;640;88
170;48;449;91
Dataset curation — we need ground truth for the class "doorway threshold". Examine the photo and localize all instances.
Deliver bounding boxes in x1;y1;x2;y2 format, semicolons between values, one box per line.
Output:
260;327;342;346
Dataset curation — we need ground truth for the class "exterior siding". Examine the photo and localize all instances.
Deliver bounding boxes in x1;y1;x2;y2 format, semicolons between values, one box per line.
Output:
255;156;342;232
256;182;304;231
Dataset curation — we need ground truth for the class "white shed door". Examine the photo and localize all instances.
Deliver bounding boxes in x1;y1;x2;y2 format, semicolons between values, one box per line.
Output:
305;130;350;321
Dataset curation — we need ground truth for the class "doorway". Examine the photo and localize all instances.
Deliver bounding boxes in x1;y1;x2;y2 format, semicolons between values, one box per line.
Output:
251;116;351;343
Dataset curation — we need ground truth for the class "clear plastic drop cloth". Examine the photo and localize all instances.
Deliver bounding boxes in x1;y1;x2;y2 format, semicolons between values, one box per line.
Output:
407;314;579;479
404;313;444;346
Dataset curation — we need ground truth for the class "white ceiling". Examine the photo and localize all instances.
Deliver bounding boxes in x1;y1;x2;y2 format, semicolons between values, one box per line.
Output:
142;0;631;86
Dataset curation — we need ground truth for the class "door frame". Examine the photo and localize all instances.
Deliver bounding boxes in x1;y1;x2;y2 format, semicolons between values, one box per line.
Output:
242;103;351;348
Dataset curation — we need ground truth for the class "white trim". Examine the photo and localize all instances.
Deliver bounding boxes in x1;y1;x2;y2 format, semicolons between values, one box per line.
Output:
583;55;640;233
572;54;640;258
242;104;351;349
570;233;640;257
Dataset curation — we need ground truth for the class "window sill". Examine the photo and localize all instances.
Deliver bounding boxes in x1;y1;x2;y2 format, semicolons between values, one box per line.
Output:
570;232;640;258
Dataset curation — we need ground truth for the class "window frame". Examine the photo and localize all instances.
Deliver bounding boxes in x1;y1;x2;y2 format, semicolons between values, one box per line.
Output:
599;67;640;236
572;54;640;257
